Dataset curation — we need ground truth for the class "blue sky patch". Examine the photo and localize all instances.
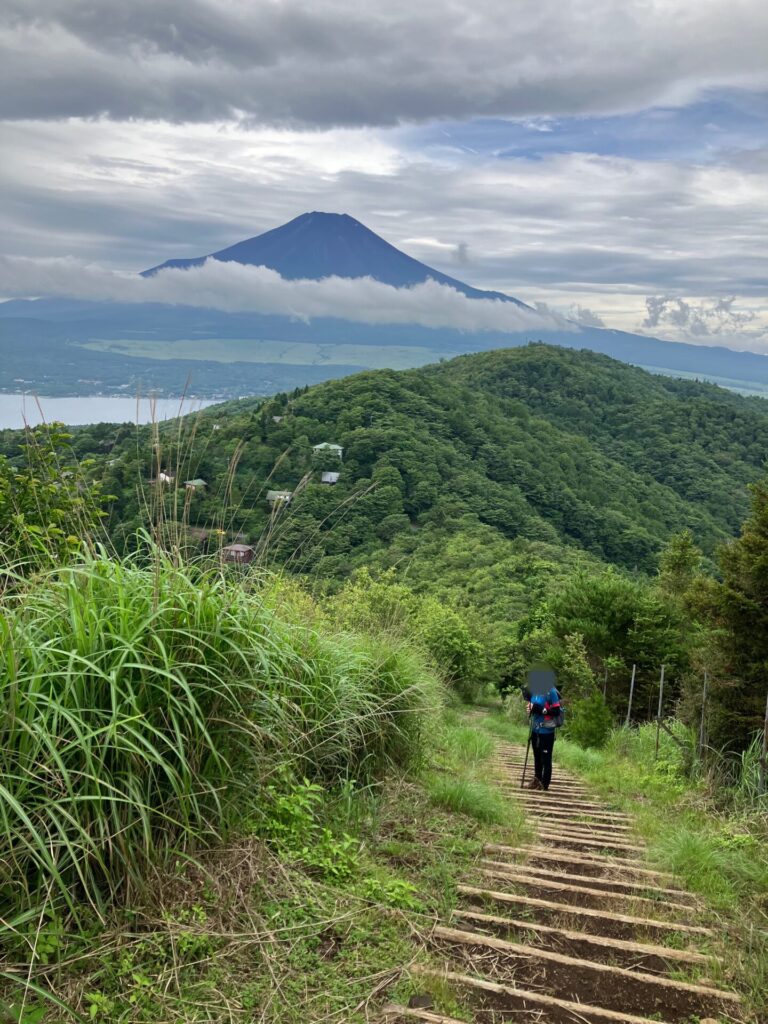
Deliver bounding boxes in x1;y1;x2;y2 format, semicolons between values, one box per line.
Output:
404;89;768;163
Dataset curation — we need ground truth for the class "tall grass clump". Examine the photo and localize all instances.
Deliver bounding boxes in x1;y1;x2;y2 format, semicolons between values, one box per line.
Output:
426;777;509;825
0;549;439;931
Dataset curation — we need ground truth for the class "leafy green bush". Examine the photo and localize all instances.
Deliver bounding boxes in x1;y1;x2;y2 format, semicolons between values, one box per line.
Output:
566;688;613;748
0;423;107;568
360;875;423;911
257;776;360;880
329;568;481;698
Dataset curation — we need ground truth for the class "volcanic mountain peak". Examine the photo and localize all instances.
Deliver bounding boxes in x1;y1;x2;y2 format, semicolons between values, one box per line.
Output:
142;211;527;306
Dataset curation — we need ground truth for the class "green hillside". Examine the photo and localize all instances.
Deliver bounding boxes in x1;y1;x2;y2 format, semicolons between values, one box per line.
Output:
3;342;760;694
67;343;765;570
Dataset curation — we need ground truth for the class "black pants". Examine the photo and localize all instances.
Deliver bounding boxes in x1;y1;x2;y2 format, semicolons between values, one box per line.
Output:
532;731;555;789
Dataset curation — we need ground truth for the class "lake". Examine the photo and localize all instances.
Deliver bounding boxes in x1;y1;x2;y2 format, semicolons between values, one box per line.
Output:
0;394;217;430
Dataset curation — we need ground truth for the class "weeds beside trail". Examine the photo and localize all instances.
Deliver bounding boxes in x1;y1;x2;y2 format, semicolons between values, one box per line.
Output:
0;551;438;947
0;696;522;1022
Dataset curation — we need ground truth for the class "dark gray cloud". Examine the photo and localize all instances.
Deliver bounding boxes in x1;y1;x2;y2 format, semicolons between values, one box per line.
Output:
1;0;767;125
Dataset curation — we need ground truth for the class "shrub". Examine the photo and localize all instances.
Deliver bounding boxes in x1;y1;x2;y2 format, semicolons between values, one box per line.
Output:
566;688;613;748
329;569;481;698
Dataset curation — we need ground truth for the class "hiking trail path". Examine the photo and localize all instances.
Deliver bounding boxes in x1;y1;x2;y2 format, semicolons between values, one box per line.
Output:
382;721;742;1024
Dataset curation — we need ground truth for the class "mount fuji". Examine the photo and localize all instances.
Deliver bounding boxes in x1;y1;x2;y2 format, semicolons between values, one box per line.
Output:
142;211;527;306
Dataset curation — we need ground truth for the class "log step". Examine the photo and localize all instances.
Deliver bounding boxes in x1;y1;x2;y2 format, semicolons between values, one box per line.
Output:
430;925;738;1020
457;884;713;937
533;824;635;840
450;908;713;970
513;794;624;812
524;811;633;830
536;830;645;852
478;867;695;915
411;964;677;1024
479;859;696;902
486;844;677;881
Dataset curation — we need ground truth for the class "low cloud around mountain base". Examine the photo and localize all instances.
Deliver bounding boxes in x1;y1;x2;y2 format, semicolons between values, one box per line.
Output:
0;255;569;334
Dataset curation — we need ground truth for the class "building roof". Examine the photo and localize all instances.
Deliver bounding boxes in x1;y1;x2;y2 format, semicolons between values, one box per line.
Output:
185;478;207;487
222;543;255;553
266;489;292;501
312;442;343;452
321;471;341;483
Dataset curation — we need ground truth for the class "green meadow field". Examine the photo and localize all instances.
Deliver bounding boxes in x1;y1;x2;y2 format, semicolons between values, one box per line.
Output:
81;340;768;396
83;336;452;369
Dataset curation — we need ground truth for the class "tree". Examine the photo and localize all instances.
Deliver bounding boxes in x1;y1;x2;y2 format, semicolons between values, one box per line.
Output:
658;529;703;599
548;570;688;679
567;688;613;748
710;478;768;750
0;424;106;570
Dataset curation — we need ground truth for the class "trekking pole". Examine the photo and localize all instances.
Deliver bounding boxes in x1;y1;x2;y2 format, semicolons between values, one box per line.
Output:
521;721;533;789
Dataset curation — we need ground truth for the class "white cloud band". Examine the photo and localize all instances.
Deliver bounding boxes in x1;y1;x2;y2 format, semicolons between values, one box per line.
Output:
0;256;571;334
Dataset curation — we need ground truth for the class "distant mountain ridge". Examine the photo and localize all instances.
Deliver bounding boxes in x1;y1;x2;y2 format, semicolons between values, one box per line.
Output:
142;211;528;306
1;210;767;398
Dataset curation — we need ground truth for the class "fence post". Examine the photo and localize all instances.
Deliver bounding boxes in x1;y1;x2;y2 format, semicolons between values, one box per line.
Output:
625;663;637;728
760;687;768;796
654;665;665;760
698;670;708;760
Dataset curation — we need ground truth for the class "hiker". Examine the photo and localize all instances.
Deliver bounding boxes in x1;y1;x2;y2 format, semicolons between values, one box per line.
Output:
525;685;563;791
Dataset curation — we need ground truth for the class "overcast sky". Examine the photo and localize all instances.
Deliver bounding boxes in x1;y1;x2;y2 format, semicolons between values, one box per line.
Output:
1;0;766;350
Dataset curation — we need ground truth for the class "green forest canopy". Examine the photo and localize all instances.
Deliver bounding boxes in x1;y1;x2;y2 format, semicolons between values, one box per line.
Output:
29;343;761;567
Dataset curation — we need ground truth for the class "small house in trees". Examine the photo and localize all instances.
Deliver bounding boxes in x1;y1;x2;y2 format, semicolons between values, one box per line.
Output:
222;543;255;564
272;415;284;424
154;471;175;485
321;471;340;485
184;478;207;491
312;442;343;459
266;489;293;506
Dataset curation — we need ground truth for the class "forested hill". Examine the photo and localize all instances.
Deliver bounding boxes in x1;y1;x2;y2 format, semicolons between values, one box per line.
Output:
40;343;768;582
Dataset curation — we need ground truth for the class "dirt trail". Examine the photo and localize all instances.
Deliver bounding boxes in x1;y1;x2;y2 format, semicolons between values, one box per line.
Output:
382;730;743;1024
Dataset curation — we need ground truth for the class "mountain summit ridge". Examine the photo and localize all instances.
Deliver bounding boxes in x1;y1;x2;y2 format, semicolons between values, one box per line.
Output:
142;211;528;307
